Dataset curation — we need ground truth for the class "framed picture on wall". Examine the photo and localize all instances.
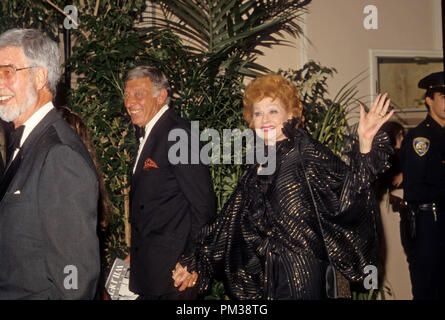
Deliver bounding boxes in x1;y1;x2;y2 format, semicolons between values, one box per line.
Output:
370;50;443;128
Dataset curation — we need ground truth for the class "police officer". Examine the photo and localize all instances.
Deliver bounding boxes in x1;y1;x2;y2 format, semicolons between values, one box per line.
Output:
400;71;445;300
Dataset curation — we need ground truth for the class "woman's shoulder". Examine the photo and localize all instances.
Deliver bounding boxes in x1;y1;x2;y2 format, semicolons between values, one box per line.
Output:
290;129;334;159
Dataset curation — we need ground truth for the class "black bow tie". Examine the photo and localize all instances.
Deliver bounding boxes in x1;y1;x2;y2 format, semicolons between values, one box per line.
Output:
135;126;145;141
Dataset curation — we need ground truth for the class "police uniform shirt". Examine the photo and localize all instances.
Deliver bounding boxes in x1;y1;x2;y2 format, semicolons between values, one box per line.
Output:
401;114;445;204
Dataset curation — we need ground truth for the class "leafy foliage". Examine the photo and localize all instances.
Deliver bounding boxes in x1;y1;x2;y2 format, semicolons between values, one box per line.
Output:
0;0;59;34
204;280;230;300
146;0;311;77
63;0;147;272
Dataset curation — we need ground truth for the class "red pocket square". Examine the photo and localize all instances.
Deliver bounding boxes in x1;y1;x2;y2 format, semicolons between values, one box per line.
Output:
143;158;159;171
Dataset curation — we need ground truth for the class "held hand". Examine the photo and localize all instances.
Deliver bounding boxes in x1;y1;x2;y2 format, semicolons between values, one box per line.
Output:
172;263;199;292
357;93;395;153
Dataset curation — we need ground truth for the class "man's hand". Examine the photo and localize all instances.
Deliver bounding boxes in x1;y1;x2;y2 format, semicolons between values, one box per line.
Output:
172;263;199;292
358;93;395;153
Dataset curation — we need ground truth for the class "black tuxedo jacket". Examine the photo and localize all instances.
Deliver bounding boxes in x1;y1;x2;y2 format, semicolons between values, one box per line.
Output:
129;108;216;296
0;108;100;299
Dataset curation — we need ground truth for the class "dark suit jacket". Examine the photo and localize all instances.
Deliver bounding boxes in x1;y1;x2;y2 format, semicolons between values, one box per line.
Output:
129;108;216;297
0;108;100;299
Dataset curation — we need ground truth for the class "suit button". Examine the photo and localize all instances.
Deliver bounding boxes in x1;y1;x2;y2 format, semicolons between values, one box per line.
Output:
135;247;139;252
140;205;144;210
135;227;139;232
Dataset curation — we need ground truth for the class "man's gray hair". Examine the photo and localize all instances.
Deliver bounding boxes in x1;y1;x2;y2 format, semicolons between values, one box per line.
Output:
126;66;171;105
0;28;61;97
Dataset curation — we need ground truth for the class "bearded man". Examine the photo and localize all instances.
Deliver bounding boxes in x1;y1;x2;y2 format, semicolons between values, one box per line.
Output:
0;28;100;299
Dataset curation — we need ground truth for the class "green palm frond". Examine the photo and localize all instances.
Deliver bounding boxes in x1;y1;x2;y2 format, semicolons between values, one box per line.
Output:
143;0;311;76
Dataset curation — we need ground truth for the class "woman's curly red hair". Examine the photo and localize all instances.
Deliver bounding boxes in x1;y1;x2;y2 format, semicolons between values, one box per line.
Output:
243;73;303;128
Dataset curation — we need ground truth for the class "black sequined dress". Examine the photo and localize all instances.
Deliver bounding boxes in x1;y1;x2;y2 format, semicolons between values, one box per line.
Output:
180;122;391;300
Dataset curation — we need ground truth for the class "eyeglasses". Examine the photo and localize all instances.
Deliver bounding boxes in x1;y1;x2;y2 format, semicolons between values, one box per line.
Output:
0;64;36;81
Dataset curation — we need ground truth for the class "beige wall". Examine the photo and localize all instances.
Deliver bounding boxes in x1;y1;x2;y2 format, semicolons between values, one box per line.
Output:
307;0;440;106
259;0;442;122
254;26;302;74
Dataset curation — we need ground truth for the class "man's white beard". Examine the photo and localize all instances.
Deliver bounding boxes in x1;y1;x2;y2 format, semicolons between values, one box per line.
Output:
0;80;38;122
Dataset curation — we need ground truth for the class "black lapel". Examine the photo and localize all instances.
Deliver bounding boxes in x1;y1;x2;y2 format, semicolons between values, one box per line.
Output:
20;109;60;157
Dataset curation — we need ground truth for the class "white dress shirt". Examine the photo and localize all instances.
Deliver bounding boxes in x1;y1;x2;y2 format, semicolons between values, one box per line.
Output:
11;101;54;162
133;105;169;174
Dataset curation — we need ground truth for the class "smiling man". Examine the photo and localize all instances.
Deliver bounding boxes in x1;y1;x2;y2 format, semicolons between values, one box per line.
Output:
124;66;215;300
0;28;100;299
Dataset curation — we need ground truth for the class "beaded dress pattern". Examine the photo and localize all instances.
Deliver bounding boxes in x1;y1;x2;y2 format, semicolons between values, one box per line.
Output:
180;119;391;299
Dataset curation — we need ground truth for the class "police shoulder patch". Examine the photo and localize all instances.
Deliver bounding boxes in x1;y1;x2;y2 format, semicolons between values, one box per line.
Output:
413;137;430;156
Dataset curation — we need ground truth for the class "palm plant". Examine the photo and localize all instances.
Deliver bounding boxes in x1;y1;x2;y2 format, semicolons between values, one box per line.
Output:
143;0;311;78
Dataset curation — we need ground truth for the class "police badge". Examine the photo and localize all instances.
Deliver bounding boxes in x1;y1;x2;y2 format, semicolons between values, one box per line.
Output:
413;137;430;156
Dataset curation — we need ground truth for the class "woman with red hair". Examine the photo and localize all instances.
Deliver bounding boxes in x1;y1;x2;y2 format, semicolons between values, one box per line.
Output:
173;74;393;300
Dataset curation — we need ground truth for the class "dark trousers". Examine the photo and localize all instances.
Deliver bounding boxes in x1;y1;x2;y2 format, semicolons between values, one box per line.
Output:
401;208;445;300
